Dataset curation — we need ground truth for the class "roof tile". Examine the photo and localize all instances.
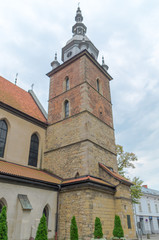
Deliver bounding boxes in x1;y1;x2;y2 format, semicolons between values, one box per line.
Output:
99;162;132;185
0;76;47;123
62;175;115;187
0;160;61;184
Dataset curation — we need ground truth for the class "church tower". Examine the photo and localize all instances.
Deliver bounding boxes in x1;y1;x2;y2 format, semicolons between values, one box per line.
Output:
44;7;136;240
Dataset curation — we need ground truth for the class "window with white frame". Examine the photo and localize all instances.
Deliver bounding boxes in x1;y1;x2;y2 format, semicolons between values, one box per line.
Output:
138;203;142;212
155;204;158;213
148;203;151;213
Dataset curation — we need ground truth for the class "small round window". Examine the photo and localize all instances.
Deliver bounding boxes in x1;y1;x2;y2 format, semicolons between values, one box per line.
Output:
67;51;72;58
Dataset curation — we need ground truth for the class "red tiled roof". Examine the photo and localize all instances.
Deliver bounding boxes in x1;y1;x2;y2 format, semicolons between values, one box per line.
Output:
0;160;61;184
0;76;47;123
62;175;115;187
99;162;132;186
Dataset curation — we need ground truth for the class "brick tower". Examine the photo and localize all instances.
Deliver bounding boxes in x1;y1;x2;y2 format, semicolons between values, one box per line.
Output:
44;7;136;240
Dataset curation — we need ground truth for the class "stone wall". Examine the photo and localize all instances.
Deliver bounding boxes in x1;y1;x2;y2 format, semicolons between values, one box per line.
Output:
58;187;115;240
58;183;136;240
44;111;117;178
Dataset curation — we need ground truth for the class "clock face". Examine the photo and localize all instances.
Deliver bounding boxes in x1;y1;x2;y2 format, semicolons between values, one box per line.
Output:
67;51;72;58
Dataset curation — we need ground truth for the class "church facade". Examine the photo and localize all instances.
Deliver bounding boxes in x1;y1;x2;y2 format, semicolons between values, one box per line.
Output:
0;7;136;240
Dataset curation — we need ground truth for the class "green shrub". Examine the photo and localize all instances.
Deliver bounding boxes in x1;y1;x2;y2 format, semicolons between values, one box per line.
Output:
70;216;78;240
0;206;8;240
94;217;103;239
113;215;124;238
35;214;48;240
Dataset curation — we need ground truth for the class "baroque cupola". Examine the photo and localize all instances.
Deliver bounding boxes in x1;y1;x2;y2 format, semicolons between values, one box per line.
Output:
62;6;99;62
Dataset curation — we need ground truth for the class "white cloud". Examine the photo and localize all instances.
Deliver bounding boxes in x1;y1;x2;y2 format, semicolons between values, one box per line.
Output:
0;0;159;190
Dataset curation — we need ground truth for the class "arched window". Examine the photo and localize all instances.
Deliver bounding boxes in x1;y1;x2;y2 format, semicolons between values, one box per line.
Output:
64;100;69;118
0;200;5;213
28;133;39;167
43;205;49;226
75;172;79;178
66;77;69;91
97;79;100;92
0;120;8;158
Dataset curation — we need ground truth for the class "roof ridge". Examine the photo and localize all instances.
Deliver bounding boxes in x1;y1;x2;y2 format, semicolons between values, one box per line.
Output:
98;162;132;186
28;90;48;119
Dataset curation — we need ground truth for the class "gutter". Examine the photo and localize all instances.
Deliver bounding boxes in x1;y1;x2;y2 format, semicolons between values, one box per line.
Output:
0;173;59;190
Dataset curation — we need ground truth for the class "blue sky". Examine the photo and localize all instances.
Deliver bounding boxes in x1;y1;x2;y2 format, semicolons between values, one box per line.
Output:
0;0;159;190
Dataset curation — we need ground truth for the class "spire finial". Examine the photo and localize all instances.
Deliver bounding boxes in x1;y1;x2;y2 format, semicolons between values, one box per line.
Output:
51;52;60;70
55;52;57;61
102;56;105;65
15;73;18;85
31;83;34;90
102;56;109;71
78;2;80;8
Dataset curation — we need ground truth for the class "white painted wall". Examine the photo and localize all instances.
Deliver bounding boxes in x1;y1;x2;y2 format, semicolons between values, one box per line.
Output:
0;181;57;240
134;188;159;234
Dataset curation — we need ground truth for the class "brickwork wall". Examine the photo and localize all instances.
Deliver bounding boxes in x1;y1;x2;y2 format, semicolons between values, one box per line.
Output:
48;54;113;128
84;56;111;102
48;81;113;128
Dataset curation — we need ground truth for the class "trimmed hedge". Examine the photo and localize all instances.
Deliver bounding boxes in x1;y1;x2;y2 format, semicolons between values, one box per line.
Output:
70;216;78;240
0;206;8;240
35;214;48;240
113;215;124;238
94;217;103;239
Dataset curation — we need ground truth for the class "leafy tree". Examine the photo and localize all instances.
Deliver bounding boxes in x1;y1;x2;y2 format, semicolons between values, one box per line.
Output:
94;217;103;239
116;144;143;204
131;177;143;204
116;144;137;176
35;214;48;240
0;206;8;240
70;216;78;240
113;215;124;238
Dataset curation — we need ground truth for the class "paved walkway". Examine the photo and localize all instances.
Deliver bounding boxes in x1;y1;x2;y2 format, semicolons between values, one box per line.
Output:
140;234;159;240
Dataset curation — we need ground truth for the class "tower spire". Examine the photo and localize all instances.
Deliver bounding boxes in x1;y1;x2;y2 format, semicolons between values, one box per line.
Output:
72;6;87;36
61;7;99;62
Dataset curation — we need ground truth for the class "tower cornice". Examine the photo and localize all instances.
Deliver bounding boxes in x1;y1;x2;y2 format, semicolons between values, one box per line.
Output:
47;49;113;81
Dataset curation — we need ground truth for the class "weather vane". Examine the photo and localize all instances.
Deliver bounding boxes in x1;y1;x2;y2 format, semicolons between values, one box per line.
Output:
15;73;18;85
